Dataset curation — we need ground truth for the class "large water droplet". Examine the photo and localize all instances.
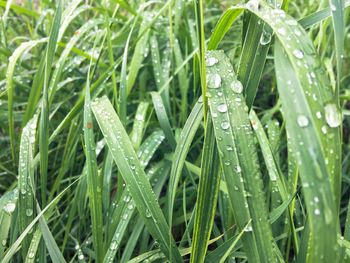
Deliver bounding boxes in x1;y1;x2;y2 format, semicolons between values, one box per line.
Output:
231;81;243;94
297;115;309;127
207;73;221;89
260;31;271;45
26;209;33;217
206;57;218;66
217;104;228;113
324;103;341;128
3;203;16;214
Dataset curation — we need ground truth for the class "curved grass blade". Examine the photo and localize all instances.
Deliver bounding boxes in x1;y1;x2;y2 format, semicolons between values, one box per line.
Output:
6;38;46;164
206;50;276;263
91;96;183;262
190;114;220;263
275;41;338;262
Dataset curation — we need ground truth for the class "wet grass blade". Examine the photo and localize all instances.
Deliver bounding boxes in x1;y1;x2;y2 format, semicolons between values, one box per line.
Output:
39;0;62;206
91;96;183;262
83;61;104;261
206;50;275;262
275;41;338;262
18;114;38;258
190;114;220;263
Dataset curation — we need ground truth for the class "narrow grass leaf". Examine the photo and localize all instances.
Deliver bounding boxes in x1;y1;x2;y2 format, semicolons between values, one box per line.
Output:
91;96;183;262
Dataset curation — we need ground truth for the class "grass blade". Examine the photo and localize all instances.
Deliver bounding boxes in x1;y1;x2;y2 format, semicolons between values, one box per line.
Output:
206;50;276;262
91;96;183;262
190;114;220;263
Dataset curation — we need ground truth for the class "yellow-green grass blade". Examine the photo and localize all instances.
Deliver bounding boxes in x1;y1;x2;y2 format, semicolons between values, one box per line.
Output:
91;96;183;262
275;41;338;262
206;50;275;262
190;114;220;263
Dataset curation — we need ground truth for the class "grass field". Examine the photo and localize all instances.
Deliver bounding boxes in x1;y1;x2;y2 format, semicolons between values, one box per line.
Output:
0;0;350;262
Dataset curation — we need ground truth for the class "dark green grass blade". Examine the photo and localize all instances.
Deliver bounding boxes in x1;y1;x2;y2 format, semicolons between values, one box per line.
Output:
91;96;183;262
190;114;220;263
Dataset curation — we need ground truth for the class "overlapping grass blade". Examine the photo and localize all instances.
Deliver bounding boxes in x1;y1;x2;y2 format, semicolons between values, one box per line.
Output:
206;50;275;262
39;0;62;206
91;96;183;262
190;114;220;263
18;114;38;257
274;41;338;262
83;64;104;261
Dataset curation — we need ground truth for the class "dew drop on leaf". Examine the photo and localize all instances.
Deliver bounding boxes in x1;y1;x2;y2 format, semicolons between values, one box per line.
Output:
297;115;309;127
324;103;341;128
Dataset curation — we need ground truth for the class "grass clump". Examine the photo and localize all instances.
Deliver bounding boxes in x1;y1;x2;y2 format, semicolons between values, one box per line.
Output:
0;0;350;262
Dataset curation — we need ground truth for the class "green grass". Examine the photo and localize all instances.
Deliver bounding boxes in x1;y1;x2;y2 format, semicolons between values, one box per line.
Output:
0;0;349;262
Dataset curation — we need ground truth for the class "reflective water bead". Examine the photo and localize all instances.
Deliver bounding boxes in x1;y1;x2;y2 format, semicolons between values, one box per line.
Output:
221;121;230;130
217;104;228;113
293;49;304;59
324;103;341;128
207;73;221;89
206;57;218;66
297;115;309;127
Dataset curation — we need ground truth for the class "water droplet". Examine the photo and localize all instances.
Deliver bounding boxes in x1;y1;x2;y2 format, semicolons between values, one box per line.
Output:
26;209;33;217
145;209;151;218
314;208;321;215
207;73;221;89
221;121;230;130
2;239;6;246
293;49;304;59
260;31;271;45
231;81;243;94
316;111;322;119
324;103;341;128
297;115;309;127
3;203;16;214
244;225;253;232
330;4;336;11
217;104;228;113
110;240;118;250
277;27;287;36
206;57;218;66
321;126;327;134
28;251;35;259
